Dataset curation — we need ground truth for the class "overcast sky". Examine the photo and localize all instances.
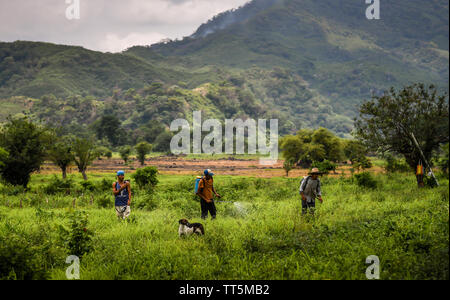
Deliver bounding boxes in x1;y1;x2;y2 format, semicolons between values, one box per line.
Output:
0;0;249;53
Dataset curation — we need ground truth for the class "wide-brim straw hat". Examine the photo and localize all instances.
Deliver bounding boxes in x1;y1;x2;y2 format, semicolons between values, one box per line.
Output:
308;168;322;175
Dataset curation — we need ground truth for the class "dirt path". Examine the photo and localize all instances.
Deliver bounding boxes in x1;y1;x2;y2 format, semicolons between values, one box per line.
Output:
38;157;384;178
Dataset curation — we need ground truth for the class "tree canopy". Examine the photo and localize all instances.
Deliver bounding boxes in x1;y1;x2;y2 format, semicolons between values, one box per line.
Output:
135;142;152;166
279;128;344;167
72;137;98;180
0;117;50;187
47;135;74;179
355;84;449;173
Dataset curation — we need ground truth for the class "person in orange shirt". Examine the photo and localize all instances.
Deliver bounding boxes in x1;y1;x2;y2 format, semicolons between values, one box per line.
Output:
196;169;221;220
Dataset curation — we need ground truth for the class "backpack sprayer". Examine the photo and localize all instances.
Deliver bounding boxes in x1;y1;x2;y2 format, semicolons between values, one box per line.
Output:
194;176;234;203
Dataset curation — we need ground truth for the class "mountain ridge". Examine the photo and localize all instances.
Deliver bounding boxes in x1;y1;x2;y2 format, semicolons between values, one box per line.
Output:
0;0;448;138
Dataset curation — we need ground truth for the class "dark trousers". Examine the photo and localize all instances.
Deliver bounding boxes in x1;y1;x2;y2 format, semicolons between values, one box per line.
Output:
302;199;316;215
201;198;217;219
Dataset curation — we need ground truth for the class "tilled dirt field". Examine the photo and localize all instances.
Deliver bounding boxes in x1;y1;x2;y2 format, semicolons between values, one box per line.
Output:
38;156;383;178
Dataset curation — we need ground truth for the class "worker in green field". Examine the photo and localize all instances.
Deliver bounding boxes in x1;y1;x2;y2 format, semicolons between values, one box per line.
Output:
196;169;221;220
113;170;131;220
299;168;324;215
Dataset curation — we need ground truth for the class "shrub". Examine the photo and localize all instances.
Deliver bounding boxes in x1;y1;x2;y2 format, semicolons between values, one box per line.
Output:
384;154;410;173
96;193;113;208
43;176;74;195
132;166;159;191
283;159;295;177
96;178;112;192
96;146;113;160
135;142;153;166
354;172;378;189
0;235;49;280
0;184;26;196
119;146;132;164
80;180;96;192
353;156;373;171
0;117;49;187
312;160;337;174
58;211;93;259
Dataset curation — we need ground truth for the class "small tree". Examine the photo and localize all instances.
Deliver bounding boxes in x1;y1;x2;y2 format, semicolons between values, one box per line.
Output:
312;160;337;174
279;128;342;168
96;146;112;160
311;128;344;162
93;115;121;146
355;84;449;187
283;159;295;177
132;166;159;191
384;154;410;173
72;138;98;180
153;131;174;153
279;135;304;165
0;117;49;188
344;140;368;164
135;142;152;166
119;146;132;164
353;156;373;172
47;136;74;179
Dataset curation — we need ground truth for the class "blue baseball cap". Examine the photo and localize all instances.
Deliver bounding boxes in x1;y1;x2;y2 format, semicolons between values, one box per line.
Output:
117;170;125;176
204;169;214;176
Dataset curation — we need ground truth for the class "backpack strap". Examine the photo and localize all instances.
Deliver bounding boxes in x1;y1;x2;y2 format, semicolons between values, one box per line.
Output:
199;176;212;192
301;176;311;191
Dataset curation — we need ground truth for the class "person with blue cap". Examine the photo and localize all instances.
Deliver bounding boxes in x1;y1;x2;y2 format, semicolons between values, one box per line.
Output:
112;170;132;220
196;169;221;220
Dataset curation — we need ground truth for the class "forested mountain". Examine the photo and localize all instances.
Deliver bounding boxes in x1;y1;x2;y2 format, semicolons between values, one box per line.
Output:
0;0;448;139
133;0;448;112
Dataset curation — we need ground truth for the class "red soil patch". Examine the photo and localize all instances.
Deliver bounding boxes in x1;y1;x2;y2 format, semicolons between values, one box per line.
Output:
37;157;385;178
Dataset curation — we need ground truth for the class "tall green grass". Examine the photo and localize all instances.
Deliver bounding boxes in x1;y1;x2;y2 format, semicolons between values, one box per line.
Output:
0;173;448;280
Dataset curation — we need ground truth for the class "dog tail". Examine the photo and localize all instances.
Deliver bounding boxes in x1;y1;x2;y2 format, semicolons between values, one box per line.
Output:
199;224;205;235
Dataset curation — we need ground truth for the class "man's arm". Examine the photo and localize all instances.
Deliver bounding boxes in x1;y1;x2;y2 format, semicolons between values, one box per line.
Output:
127;182;132;206
113;182;127;196
196;190;208;201
317;181;323;203
212;186;221;198
113;182;120;196
299;178;308;201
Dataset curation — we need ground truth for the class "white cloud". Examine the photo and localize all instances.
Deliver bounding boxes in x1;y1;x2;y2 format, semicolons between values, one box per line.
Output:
0;0;249;52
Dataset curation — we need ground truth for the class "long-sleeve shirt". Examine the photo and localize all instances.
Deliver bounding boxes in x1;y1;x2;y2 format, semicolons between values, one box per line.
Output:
299;176;321;203
198;177;214;203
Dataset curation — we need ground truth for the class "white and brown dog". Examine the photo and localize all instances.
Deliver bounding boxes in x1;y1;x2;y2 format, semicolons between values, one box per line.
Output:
178;219;205;237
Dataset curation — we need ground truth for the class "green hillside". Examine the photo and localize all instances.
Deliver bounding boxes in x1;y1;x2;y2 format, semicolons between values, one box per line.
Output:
0;0;448;137
130;0;449;113
0;41;193;98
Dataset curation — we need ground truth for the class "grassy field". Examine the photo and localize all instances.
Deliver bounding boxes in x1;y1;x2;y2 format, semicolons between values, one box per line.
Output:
0;171;448;280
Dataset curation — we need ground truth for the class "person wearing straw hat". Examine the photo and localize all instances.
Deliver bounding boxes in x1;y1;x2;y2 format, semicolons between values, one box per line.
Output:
299;167;323;215
113;170;132;220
